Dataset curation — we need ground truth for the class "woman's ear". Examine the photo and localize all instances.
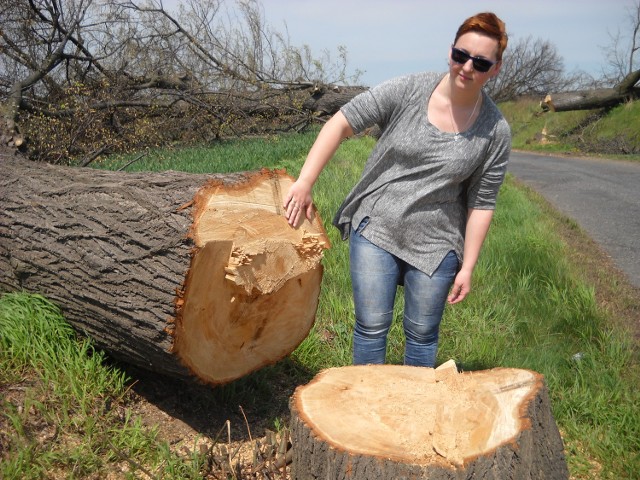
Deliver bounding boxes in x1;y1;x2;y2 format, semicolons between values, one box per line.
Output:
490;61;503;78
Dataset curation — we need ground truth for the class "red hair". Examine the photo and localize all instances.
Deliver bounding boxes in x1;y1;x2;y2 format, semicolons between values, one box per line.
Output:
454;12;508;61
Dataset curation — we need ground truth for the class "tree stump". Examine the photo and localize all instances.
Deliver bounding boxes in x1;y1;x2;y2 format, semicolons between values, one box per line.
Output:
290;363;569;479
0;157;329;384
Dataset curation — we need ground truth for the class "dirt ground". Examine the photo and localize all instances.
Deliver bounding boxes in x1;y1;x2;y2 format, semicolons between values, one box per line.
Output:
3;145;638;478
119;198;639;478
119;357;308;478
133;181;640;477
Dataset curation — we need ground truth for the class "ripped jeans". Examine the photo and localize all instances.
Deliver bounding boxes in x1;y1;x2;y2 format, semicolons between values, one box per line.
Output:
349;219;458;367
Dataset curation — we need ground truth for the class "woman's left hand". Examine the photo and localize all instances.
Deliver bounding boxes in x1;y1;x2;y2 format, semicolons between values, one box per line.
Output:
447;268;472;304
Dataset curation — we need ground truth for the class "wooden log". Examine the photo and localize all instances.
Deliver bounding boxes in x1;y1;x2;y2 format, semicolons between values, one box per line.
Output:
290;364;569;479
302;85;367;116
541;69;640;112
541;88;639;112
0;156;329;384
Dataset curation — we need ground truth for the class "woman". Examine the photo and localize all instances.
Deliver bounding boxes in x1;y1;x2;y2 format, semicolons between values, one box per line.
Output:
284;12;510;367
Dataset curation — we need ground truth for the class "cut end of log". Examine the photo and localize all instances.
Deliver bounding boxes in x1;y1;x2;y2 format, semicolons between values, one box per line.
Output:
541;94;556;112
291;363;568;478
172;170;330;385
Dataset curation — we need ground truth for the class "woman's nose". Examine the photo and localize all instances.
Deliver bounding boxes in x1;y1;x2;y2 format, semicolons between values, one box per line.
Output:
462;58;475;72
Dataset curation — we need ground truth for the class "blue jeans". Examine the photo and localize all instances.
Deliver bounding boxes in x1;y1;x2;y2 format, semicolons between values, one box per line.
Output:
349;219;459;367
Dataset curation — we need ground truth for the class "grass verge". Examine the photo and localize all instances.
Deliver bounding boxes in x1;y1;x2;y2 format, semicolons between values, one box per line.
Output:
1;131;639;478
500;97;640;160
0;293;208;479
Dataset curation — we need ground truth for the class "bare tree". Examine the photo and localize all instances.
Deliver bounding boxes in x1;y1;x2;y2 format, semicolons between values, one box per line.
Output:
484;36;570;102
601;0;640;84
0;0;359;163
541;1;640;113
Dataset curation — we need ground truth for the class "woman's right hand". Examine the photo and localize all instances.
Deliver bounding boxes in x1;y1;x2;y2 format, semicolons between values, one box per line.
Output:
282;111;354;227
283;179;314;227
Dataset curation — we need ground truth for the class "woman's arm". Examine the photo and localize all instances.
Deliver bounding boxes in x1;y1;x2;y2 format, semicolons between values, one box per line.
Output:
284;111;354;226
447;208;494;304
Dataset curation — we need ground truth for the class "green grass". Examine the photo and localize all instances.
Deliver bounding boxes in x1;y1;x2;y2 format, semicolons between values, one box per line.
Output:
443;179;639;477
90;130;320;174
500;98;592;153
585;100;640;153
500;97;640;159
2;127;639;478
0;293;208;479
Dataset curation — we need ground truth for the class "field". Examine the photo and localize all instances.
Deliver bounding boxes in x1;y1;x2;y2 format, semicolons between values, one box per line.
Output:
1;100;639;479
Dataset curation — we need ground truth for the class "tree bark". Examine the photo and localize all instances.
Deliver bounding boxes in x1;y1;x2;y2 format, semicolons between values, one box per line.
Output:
541;69;640;112
0;156;329;385
302;85;367;116
290;363;569;479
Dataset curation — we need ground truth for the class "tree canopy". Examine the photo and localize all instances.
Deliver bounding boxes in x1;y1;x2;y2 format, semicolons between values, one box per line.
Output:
2;0;638;163
0;0;358;163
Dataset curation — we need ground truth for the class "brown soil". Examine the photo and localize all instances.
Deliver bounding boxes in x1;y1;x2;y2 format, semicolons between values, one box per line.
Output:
117;358;309;478
118;181;640;478
2;146;638;478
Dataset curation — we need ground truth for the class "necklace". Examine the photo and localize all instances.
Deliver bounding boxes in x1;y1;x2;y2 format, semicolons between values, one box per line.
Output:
448;91;481;137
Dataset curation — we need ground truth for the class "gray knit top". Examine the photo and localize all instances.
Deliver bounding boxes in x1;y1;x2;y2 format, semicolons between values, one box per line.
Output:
334;72;511;275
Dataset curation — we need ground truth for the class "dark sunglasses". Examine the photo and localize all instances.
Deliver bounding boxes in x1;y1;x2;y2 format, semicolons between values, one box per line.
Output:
451;47;496;73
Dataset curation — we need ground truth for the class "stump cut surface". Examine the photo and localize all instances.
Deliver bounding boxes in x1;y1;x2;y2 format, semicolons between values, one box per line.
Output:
290;364;569;479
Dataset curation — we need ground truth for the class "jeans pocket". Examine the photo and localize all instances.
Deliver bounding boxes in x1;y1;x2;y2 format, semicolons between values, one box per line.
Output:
439;250;460;278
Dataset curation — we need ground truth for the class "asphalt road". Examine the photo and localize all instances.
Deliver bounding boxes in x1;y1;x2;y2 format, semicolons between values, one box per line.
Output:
507;151;640;288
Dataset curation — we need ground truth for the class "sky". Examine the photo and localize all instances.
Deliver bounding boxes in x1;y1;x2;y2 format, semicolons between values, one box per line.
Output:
257;0;632;86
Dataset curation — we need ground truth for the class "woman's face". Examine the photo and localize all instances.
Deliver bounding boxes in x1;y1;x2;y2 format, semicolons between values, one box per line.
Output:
448;31;501;90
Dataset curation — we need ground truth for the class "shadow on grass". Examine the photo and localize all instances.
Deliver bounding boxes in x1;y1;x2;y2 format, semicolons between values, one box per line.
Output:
116;357;316;444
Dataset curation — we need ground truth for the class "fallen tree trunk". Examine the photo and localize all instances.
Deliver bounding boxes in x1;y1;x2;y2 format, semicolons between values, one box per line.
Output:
542;69;640;112
541;87;640;112
290;363;569;479
302;85;367;116
0;156;329;384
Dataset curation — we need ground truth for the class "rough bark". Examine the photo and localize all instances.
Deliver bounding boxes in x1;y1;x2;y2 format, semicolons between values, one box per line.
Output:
0;156;329;384
302;85;367;115
541;69;640;112
290;363;569;480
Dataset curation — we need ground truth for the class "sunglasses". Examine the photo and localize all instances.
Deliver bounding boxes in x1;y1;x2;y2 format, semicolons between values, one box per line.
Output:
450;47;496;73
